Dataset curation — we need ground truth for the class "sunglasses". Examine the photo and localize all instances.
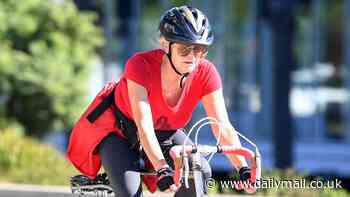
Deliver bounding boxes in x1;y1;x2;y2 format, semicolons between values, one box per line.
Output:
175;44;208;57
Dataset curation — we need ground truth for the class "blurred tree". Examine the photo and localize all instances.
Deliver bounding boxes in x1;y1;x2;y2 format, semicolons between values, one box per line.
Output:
0;0;104;137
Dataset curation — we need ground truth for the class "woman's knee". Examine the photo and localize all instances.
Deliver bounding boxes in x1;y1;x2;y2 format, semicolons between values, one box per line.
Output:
169;130;212;178
170;129;193;145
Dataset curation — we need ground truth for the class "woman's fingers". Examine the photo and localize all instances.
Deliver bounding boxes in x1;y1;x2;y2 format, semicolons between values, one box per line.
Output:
163;184;178;193
170;184;178;192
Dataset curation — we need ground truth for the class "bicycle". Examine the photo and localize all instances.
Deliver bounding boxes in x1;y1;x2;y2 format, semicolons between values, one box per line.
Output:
70;117;262;197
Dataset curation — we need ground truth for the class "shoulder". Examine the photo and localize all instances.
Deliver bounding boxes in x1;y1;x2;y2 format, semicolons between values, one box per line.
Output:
123;49;164;89
127;49;164;66
124;49;164;74
194;58;218;76
193;59;222;98
193;58;222;87
198;58;215;68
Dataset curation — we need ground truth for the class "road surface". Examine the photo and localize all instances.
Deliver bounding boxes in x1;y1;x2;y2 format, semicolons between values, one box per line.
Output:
0;183;254;197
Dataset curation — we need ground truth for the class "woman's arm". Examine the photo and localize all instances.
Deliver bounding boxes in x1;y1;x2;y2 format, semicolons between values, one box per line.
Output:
127;79;168;170
202;88;248;169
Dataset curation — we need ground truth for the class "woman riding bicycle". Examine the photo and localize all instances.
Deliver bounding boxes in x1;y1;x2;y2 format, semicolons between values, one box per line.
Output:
67;5;251;197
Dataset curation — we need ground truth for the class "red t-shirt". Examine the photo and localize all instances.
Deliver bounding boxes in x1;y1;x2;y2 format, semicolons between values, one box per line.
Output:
114;49;222;131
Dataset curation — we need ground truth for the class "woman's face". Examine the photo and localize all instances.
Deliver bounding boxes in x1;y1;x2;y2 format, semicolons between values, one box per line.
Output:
171;43;208;73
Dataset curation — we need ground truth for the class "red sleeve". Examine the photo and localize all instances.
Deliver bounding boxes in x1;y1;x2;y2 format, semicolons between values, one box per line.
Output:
123;54;151;91
200;61;222;98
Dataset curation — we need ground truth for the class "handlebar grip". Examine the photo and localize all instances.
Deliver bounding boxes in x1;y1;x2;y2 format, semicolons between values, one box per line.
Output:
220;146;260;182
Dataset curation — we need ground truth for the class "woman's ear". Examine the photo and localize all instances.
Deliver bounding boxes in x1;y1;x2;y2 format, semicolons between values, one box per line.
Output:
160;37;169;53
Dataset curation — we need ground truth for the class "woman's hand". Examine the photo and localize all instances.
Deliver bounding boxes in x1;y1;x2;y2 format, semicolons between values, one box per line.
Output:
239;166;251;182
156;166;178;192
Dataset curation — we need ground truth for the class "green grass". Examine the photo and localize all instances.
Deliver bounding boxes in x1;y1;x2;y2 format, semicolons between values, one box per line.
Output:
0;127;78;185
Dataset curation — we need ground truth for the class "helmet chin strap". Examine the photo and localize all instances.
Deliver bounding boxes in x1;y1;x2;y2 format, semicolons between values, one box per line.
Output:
167;42;189;88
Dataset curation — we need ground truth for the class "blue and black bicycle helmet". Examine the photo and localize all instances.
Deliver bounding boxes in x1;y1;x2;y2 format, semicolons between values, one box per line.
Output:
159;5;214;46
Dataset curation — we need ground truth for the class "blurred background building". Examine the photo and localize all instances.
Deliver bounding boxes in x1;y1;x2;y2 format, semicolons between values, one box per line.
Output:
69;0;350;180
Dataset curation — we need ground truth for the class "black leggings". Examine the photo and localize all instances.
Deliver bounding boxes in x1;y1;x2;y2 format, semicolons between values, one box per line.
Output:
98;130;211;197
